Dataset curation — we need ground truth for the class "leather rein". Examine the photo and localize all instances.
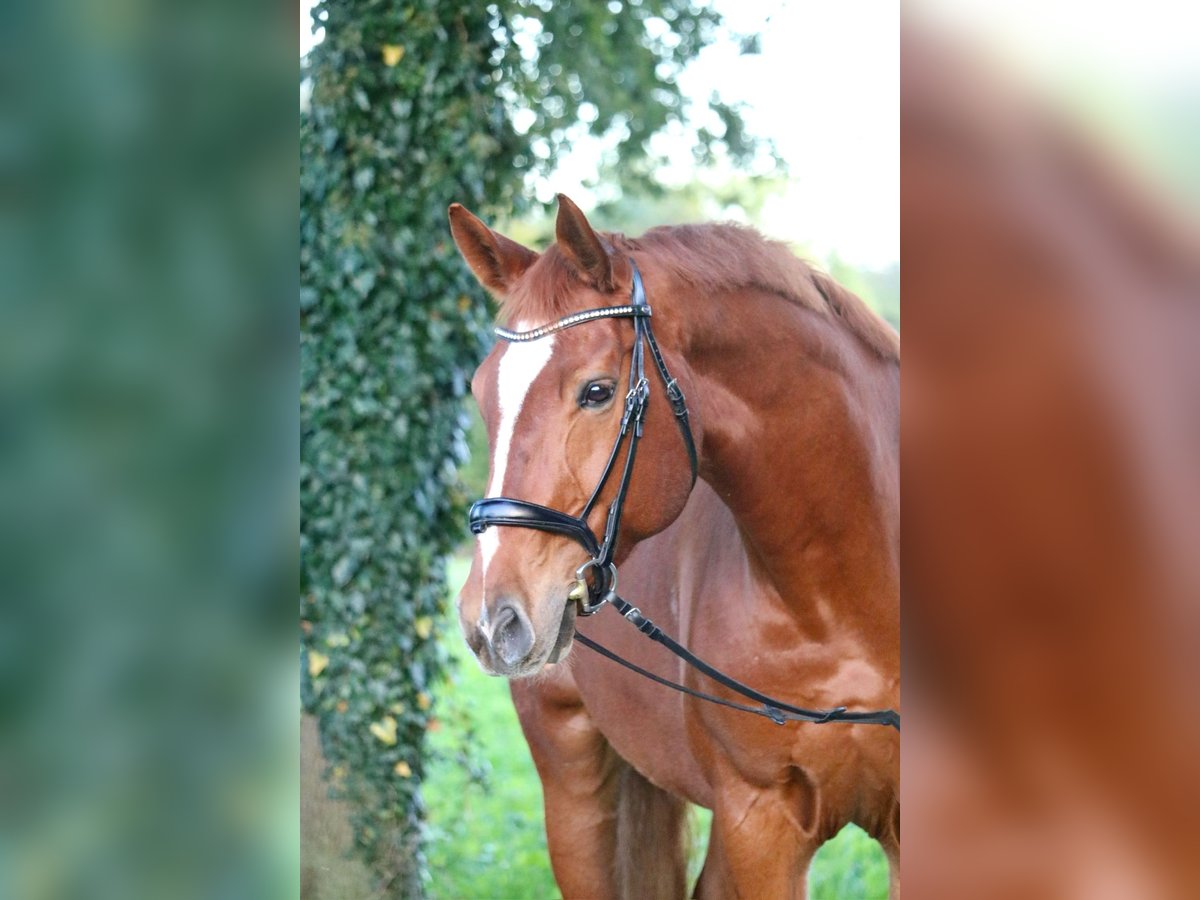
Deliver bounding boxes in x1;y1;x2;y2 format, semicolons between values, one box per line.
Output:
468;261;900;731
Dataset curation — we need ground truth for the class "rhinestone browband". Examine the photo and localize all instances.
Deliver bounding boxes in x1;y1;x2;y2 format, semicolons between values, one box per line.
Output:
494;305;652;342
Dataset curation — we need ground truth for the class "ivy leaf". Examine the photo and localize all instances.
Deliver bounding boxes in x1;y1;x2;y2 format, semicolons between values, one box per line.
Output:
381;44;405;67
369;716;398;746
331;555;356;587
308;650;329;678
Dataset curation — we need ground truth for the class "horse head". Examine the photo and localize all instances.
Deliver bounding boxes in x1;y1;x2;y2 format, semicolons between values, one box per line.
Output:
449;195;697;676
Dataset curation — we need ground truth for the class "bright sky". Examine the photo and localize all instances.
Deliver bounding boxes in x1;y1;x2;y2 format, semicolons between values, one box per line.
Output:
688;1;898;268
911;0;1200;190
302;1;900;267
913;0;1200;88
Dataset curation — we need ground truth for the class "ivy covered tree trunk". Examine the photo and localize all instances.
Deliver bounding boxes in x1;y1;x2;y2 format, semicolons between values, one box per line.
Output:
300;4;519;893
301;1;752;894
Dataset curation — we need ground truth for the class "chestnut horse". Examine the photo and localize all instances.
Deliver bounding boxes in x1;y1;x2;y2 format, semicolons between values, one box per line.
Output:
450;195;899;898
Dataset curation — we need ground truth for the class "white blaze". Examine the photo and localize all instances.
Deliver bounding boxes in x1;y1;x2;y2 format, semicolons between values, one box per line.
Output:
479;329;557;614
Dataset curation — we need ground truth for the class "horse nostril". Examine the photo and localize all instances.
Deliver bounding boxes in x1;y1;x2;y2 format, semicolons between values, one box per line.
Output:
464;624;484;656
490;601;534;666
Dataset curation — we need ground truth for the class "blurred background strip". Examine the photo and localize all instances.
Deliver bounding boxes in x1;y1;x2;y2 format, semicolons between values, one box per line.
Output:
903;2;1200;897
0;1;299;898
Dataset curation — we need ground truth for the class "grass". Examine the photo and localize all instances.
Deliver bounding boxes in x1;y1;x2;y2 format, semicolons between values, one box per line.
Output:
808;824;890;900
424;558;557;900
422;556;890;899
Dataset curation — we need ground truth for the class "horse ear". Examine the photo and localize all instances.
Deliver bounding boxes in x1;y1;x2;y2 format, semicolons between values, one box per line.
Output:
448;203;538;295
555;194;613;290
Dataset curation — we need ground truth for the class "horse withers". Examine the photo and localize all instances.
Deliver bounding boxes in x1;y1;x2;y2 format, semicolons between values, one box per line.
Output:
449;195;900;898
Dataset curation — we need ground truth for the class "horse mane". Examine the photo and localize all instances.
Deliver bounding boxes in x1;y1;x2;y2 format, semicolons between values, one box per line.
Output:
501;222;900;362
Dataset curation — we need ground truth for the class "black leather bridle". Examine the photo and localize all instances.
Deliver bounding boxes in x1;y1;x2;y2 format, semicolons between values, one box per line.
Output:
469;262;695;612
468;260;900;731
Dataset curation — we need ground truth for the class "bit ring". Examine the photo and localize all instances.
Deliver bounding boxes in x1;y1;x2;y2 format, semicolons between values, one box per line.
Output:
572;559;617;616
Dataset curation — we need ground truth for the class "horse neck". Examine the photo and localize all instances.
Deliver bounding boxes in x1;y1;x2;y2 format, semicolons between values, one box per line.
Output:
676;284;899;657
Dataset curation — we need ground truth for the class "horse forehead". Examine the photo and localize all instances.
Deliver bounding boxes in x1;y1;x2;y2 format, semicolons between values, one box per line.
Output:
496;334;557;405
475;336;547;415
484;330;563;458
477;318;625;424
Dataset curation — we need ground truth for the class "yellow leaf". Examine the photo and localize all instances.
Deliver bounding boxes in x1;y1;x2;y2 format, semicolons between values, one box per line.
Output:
369;716;398;746
381;44;405;67
414;616;433;640
307;651;329;678
417;692;431;711
393;760;412;778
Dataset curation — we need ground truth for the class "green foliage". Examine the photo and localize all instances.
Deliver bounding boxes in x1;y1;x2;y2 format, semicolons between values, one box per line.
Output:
300;1;760;895
456;401;490;502
826;256;900;330
500;172;787;248
809;825;891;899
300;8;496;895
424;563;557;899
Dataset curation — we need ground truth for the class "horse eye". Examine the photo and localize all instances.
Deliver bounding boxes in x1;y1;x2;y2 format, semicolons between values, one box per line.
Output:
580;382;615;408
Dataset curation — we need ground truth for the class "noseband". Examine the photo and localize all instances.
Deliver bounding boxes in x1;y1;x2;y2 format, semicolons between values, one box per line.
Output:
469;262;697;612
467;259;899;731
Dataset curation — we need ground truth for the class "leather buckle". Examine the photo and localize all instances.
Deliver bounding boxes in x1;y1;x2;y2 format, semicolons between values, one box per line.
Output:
665;377;687;413
625;377;649;410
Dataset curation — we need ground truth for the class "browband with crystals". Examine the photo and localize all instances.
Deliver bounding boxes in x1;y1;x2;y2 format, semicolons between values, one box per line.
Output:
494;305;651;342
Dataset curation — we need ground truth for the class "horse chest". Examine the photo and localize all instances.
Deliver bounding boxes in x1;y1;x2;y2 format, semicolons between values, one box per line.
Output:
682;590;896;805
